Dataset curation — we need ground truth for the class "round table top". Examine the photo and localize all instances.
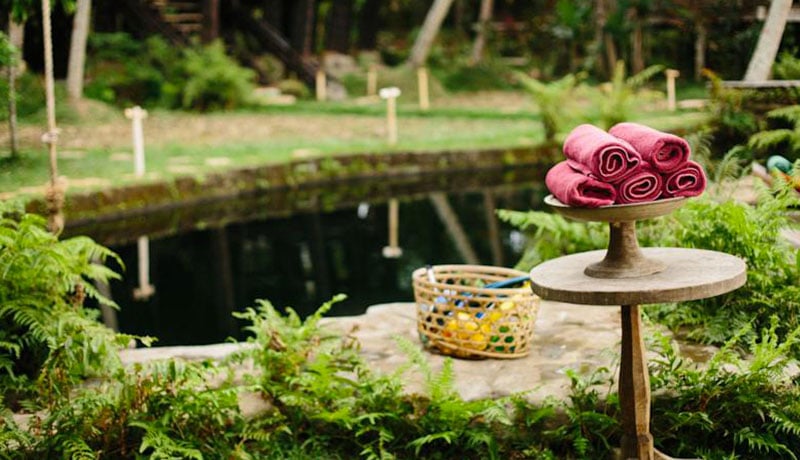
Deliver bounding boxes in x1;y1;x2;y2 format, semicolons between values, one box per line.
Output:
529;247;747;306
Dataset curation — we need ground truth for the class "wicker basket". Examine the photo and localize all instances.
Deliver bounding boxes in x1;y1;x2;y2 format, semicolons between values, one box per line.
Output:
412;264;540;359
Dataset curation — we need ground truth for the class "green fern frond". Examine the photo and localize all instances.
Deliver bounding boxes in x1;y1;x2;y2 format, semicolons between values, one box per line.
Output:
748;129;795;152
407;431;456;456
766;105;800;126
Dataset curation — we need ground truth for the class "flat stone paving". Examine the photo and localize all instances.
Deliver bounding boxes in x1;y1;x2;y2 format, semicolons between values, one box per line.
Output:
120;300;629;403
321;301;622;402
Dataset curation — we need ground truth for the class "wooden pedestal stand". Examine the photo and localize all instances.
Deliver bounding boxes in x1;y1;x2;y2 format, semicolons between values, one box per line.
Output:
531;196;747;460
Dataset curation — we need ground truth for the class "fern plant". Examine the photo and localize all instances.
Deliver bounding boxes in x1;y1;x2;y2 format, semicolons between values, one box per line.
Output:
593;60;664;129
747;105;800;161
496;208;607;271
649;321;800;459
0;201;136;406
514;71;581;143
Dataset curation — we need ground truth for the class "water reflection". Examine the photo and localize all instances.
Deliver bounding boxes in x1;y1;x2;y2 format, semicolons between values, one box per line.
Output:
72;175;548;346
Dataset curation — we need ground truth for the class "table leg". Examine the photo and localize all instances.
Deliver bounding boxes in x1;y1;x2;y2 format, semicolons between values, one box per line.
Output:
619;304;654;460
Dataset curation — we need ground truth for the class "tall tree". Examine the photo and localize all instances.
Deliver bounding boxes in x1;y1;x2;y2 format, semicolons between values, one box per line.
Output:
744;0;792;81
324;0;353;54
2;27;19;158
356;0;380;51
290;0;316;57
202;0;219;43
66;0;90;100
407;0;455;68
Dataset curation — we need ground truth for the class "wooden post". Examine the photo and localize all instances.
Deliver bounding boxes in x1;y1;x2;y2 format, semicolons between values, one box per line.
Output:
665;69;679;112
417;66;430;111
367;65;377;96
316;69;327;101
379;87;401;145
382;198;402;258
619;304;654;460
133;236;156;300
124;106;148;177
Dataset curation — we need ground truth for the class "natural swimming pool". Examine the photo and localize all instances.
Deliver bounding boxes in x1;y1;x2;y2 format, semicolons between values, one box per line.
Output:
66;168;548;345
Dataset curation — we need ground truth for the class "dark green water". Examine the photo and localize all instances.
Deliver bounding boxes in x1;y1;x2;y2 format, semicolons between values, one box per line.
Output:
70;172;548;346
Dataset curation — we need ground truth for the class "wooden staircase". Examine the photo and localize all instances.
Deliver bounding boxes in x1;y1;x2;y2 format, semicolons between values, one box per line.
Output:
150;0;203;37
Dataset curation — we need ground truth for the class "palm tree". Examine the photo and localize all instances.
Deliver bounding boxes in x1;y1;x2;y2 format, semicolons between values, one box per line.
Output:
744;0;792;81
66;0;91;101
407;0;455;68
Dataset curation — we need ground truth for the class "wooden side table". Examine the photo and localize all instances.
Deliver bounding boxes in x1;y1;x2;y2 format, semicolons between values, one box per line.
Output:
530;197;747;460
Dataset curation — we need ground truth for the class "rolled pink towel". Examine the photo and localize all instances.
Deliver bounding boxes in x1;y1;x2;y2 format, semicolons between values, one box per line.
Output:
609;122;690;174
663;160;707;198
615;164;663;204
563;124;642;184
546;161;617;208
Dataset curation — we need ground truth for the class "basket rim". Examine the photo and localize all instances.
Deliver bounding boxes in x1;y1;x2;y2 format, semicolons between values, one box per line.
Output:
412;264;533;295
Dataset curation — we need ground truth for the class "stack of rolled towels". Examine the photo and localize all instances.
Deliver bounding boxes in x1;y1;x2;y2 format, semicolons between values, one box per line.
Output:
545;122;707;207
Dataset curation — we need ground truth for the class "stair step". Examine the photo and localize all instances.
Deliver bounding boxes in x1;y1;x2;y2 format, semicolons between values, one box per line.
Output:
173;23;203;33
163;12;203;22
151;0;201;13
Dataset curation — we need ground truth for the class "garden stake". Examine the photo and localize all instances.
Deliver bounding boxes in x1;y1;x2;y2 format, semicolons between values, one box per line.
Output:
382;198;402;258
665;69;679;112
133;236;155;301
379;87;401;145
124;106;148;177
316;69;327;101
124;106;155;300
367;65;377;96
417;66;430;110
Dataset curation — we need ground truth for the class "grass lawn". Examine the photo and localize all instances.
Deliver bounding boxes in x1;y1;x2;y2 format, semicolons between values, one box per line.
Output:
0;90;710;197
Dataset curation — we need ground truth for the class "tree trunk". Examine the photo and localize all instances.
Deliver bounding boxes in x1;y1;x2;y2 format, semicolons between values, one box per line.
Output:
202;0;220;43
290;0;316;57
604;0;618;78
357;0;380;50
593;0;608;77
629;7;644;74
694;21;706;80
407;0;455;68
324;0;353;53
744;0;792;81
263;0;285;30
8;16;24;58
470;0;493;64
66;0;91;101
7;17;23;159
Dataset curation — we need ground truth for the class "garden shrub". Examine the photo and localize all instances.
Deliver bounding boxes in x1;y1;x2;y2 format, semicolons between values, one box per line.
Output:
649;322;800;459
435;60;516;92
181;41;256;111
84;33;180;108
640;187;800;350
84;33;255;111
276;78;310;100
773;51;800;80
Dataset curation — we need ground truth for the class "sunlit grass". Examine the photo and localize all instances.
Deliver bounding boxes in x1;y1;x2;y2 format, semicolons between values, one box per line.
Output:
0;90;710;196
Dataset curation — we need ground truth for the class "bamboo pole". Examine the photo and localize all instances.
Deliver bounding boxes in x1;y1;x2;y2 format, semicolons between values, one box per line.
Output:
42;0;63;233
417;66;430;111
316;69;327;101
665;69;679;112
379;87;401;145
367;65;377;96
